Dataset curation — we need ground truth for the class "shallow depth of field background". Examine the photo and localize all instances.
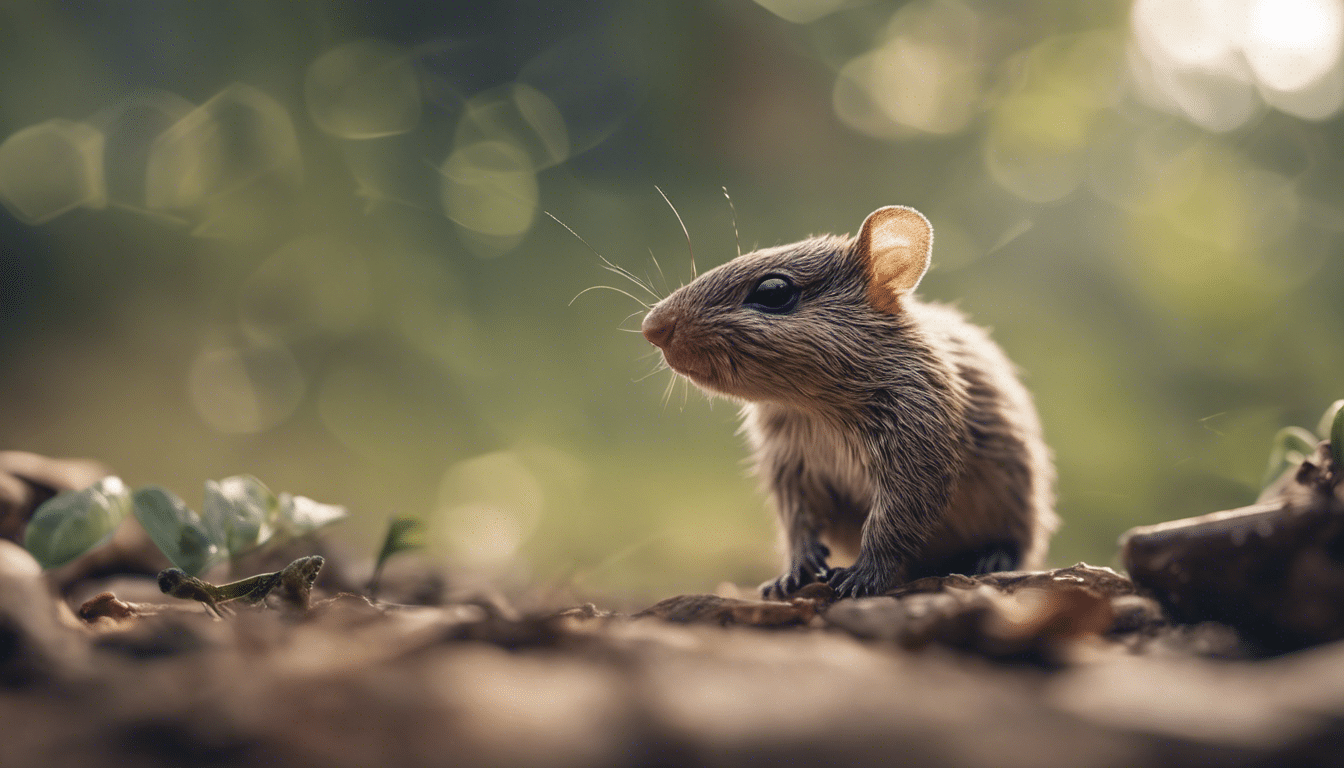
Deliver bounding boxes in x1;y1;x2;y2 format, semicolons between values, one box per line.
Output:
2;0;1343;600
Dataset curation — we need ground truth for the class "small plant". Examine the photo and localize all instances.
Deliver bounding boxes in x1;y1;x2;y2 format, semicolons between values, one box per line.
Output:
1263;400;1344;488
23;474;347;575
367;516;425;601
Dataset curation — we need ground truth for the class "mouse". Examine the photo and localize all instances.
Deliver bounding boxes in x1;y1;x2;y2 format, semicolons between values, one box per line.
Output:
640;205;1057;599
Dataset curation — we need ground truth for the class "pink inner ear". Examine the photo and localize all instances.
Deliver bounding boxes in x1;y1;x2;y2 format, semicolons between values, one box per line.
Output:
857;206;932;314
870;228;914;258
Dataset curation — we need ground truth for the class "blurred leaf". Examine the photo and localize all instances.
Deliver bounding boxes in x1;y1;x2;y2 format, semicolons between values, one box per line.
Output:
378;516;425;562
377;515;424;567
1330;401;1344;469
368;516;424;601
1317;399;1344;440
277;492;348;535
203;474;279;556
23;476;131;569
133;486;223;576
1263;426;1319;489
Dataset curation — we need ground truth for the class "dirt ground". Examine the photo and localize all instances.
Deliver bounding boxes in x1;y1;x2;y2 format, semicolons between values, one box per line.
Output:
4;544;1344;768
5;446;1344;768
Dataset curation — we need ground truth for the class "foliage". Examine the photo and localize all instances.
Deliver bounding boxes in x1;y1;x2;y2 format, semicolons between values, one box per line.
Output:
134;486;225;577
1263;400;1344;489
368;516;425;600
1323;401;1344;470
23;476;132;569
24;475;347;575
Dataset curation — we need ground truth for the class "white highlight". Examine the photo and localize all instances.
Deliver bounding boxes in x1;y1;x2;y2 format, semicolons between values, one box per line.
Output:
1245;0;1344;92
1130;0;1344;128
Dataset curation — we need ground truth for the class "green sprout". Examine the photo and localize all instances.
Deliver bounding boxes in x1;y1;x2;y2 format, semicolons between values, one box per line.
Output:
367;516;425;601
1263;399;1344;489
23;474;348;575
158;555;325;617
1320;399;1344;470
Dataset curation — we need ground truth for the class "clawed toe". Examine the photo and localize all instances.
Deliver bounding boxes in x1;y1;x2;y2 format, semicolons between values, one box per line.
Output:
825;566;887;599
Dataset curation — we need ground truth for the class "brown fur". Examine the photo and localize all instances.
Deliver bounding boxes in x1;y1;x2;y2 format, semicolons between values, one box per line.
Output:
642;206;1057;598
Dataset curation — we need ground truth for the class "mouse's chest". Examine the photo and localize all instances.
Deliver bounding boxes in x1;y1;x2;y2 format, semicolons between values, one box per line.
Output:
746;405;875;500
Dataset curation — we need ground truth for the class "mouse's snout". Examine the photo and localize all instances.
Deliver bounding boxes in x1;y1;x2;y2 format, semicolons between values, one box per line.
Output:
641;306;676;349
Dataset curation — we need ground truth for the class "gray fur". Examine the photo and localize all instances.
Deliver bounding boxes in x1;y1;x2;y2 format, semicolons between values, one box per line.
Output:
641;226;1057;598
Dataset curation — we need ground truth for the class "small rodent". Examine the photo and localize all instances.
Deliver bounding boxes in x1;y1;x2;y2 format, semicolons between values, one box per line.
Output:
640;206;1057;599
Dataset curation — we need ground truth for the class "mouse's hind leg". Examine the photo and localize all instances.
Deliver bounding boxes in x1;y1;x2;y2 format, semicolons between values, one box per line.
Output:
971;545;1019;574
905;541;1022;580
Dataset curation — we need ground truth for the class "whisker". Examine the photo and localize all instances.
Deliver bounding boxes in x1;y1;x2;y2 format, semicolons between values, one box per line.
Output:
619;309;651;335
661;371;677;410
545;211;660;300
655;185;696;279
600;263;657;298
723;186;742;259
569;284;650;308
648;248;668;296
633;363;668;383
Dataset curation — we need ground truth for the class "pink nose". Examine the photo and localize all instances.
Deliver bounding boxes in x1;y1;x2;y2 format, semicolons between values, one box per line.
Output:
641;309;676;348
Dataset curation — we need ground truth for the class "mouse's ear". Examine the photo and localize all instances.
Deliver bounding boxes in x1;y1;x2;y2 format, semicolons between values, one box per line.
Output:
854;206;932;314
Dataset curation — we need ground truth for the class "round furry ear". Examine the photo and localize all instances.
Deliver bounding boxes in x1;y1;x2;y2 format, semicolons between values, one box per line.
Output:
854;206;932;314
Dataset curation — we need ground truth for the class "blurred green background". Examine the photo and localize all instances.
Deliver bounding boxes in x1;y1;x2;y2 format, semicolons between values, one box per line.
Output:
3;0;1343;601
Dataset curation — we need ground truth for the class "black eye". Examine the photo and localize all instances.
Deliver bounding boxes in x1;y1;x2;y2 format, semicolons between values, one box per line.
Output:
744;275;799;314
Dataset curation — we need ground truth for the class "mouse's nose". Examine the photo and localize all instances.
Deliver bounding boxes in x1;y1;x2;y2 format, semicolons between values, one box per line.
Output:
641;307;676;348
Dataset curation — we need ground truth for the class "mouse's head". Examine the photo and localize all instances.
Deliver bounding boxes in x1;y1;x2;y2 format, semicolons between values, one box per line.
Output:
641;205;933;404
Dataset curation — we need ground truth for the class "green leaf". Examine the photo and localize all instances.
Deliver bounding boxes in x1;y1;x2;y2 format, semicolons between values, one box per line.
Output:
23;476;131;569
377;517;425;566
203;475;279;556
276;492;348;535
369;516;424;600
1331;400;1344;470
1262;426;1320;489
133;486;223;576
1316;400;1344;440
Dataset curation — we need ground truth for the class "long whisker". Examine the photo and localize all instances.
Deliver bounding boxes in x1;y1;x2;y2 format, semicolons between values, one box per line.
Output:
618;308;650;335
648;248;668;296
661;371;678;409
723;186;741;259
569;284;650;308
655;185;696;279
545;211;660;300
633;362;669;383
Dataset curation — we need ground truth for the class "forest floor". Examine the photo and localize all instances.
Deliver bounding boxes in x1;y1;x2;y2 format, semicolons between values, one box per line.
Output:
5;445;1344;768
3;546;1344;768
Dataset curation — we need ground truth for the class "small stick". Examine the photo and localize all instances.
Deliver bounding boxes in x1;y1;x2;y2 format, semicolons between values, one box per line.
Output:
158;555;325;616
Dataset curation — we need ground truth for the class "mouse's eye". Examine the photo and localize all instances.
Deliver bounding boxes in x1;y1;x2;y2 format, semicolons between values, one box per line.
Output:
744;275;799;314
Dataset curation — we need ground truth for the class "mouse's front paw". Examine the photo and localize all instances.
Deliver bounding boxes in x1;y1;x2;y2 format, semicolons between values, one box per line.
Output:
759;542;832;600
758;567;817;600
825;562;892;599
